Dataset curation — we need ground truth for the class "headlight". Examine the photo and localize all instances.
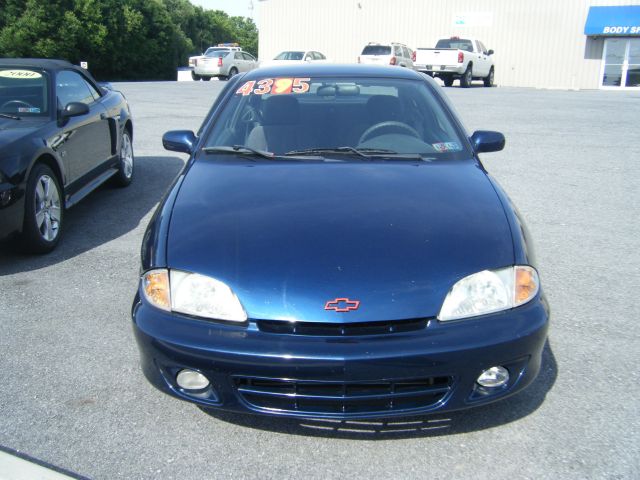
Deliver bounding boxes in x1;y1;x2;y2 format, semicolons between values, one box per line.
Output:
438;266;539;321
141;269;247;322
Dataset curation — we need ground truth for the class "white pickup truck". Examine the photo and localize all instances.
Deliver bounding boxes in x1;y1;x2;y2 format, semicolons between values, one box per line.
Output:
414;37;495;88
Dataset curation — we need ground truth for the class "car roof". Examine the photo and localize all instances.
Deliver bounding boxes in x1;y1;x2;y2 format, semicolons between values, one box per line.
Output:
0;58;101;84
245;63;424;80
0;58;80;71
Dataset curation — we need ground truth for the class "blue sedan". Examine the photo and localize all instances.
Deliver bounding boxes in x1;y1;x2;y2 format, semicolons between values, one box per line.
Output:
132;64;549;419
0;59;134;253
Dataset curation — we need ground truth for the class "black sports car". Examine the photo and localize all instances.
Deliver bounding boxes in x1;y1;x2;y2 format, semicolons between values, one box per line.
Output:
0;58;134;253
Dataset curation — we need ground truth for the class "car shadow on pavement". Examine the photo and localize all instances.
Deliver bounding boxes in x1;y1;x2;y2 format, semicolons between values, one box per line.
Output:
202;341;557;440
0;155;184;274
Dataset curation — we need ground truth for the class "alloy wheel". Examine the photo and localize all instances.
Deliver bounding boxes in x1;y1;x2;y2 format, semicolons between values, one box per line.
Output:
34;174;61;241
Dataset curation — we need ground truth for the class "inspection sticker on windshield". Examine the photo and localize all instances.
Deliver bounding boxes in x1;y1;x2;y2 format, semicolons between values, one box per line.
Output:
0;69;42;79
18;107;41;113
432;142;462;152
236;78;310;96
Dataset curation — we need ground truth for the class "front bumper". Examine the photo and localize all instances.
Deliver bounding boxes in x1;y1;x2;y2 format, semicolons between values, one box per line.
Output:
132;293;549;419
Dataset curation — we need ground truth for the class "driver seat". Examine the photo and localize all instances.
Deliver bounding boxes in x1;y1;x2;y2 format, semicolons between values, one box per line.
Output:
346;95;403;145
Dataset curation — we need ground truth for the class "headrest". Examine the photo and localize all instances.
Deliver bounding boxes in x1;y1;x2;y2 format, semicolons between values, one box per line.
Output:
366;95;402;122
263;95;300;125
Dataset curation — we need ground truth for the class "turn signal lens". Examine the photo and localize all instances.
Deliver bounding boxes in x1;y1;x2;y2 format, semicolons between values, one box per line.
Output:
142;269;170;311
515;266;539;306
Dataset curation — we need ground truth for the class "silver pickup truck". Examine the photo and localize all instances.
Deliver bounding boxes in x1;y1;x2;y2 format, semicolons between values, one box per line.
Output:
414;37;495;88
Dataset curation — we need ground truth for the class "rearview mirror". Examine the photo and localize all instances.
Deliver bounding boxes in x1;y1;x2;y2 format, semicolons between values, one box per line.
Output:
163;130;197;154
470;130;505;153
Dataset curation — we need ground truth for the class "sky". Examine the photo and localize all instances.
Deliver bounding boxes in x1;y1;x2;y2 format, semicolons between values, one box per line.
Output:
189;0;259;24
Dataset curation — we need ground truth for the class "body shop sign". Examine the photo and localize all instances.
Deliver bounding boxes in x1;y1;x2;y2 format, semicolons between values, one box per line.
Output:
602;26;640;34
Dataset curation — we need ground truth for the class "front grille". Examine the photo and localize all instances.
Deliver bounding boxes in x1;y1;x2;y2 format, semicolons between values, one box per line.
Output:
234;376;452;416
257;318;429;336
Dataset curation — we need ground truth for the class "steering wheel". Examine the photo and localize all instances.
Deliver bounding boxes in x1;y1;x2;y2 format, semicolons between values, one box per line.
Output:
240;106;262;123
1;100;35;110
359;121;420;144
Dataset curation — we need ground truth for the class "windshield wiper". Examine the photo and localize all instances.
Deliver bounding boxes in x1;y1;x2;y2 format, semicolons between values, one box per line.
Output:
285;147;388;157
285;146;424;159
0;113;21;120
203;145;276;160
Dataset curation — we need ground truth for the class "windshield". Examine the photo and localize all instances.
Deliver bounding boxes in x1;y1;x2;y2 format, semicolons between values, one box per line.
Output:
361;45;392;55
203;76;469;159
0;67;49;117
435;39;474;52
205;51;229;58
274;51;304;60
204;47;231;55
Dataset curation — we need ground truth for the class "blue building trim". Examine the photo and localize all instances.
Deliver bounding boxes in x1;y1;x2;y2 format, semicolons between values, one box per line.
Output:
584;5;640;36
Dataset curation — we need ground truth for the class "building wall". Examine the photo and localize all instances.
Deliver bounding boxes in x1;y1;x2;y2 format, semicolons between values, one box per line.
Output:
257;0;638;89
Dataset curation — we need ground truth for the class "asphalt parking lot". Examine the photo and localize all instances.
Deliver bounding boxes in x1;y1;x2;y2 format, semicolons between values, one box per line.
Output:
1;80;638;479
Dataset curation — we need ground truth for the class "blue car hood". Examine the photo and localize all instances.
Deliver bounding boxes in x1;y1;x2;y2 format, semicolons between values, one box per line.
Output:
167;159;514;322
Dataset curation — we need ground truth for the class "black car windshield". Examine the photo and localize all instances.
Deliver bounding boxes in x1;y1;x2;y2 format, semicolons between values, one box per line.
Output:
203;76;469;159
361;45;392;55
0;67;49;117
435;39;474;52
274;51;304;60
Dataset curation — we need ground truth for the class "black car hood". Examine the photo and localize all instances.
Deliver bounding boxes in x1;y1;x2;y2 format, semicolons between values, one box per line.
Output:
167;158;514;322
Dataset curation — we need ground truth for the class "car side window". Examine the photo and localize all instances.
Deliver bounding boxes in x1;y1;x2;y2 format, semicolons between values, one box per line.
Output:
394;46;402;56
235;52;242;60
56;70;99;107
243;52;255;61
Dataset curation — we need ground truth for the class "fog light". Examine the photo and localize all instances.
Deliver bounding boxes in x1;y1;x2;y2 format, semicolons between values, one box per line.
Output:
176;369;210;390
476;366;509;388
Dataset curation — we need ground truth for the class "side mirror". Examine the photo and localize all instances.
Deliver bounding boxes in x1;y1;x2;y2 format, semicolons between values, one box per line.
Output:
98;82;113;92
61;102;89;120
470;130;505;153
163;130;197;154
487;49;494;55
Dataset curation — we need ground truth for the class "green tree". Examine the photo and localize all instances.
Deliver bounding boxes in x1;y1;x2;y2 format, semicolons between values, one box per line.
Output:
0;0;258;80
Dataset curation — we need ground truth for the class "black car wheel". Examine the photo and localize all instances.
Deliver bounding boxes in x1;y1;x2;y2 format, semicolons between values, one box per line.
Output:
21;163;63;253
111;130;134;187
191;71;201;81
202;76;211;82
227;68;238;80
443;76;454;87
460;65;473;88
484;67;494;87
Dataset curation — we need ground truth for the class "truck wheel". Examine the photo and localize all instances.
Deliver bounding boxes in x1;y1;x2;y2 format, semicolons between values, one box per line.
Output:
443;76;454;87
460;65;473;88
202;76;211;81
484;67;494;87
191;71;201;81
